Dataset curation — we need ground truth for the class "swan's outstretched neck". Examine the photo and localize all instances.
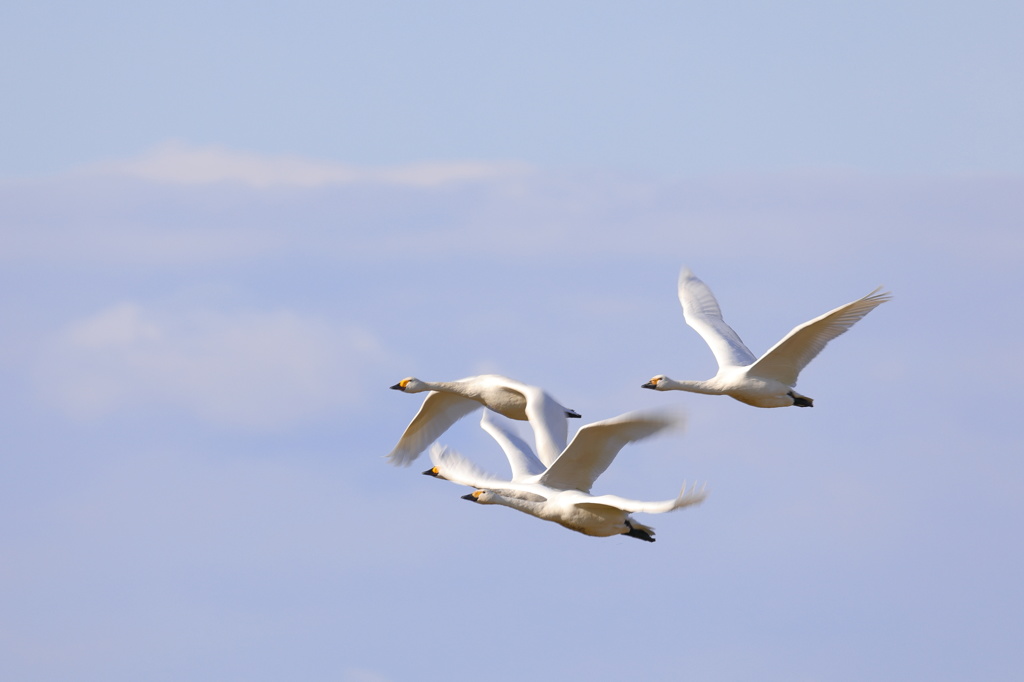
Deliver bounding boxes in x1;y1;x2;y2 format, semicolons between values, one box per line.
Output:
660;378;725;395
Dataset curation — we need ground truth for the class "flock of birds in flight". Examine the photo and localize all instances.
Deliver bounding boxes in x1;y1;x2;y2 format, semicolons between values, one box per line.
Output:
386;268;892;543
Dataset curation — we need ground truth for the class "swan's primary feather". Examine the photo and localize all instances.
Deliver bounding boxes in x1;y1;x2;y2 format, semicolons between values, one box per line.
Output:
428;443;510;490
747;287;893;385
538;410;683;494
388;392;481;466
582;482;708;514
678;268;757;369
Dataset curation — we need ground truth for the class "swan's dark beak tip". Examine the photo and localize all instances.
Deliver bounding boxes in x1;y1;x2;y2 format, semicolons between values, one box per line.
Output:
641;382;656;389
461;493;478;502
389;383;405;391
422;468;439;477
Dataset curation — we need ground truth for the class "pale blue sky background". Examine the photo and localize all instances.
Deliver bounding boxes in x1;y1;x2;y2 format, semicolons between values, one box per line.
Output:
1;2;1022;681
3;1;1023;176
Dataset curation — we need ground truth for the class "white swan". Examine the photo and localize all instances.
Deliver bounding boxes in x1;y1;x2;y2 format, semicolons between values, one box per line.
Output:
387;374;581;467
426;410;706;542
642;268;892;408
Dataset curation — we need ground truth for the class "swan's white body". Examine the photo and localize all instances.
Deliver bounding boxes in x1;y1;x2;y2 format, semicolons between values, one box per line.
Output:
388;374;579;467
643;269;892;408
428;410;706;542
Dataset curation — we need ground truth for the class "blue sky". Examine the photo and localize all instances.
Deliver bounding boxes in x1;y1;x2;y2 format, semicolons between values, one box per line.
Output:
2;3;1022;681
3;1;1023;176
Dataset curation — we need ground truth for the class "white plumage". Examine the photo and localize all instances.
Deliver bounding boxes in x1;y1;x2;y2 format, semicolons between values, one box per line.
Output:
426;410;706;542
643;268;892;407
387;374;580;467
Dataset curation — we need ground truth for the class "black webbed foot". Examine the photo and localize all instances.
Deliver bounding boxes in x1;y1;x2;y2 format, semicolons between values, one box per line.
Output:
624;521;655;543
788;391;814;407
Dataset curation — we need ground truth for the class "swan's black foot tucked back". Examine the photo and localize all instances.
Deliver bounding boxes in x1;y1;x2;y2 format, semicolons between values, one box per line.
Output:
788;392;814;408
565;409;582;418
624;522;655;543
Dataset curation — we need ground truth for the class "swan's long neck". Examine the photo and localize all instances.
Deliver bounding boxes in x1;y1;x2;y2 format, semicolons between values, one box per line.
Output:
424;380;479;398
483;493;546;517
664;378;725;395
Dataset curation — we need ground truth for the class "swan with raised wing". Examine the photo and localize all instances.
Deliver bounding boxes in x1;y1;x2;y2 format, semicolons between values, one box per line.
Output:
643;268;891;408
426;410;706;542
387;374;580;467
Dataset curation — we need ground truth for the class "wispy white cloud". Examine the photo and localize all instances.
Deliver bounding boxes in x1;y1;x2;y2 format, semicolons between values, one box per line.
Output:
82;141;531;188
4;155;1019;271
35;303;392;429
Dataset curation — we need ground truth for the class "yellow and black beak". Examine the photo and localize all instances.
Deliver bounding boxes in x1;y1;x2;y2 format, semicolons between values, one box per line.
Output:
641;379;660;389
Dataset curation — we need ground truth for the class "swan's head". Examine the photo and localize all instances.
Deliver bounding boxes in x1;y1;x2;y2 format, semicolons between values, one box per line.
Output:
461;489;497;504
390;377;427;392
421;466;447;480
642;375;669;391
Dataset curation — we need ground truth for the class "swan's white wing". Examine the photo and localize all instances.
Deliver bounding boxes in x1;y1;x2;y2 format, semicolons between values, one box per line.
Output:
678;268;757;369
428;443;510;489
748;287;892;386
538;410;683;493
479;411;546;480
493;377;570;468
387;392;481;466
581;482;708;514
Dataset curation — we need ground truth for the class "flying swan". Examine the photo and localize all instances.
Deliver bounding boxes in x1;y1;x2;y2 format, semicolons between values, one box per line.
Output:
642;268;892;408
387;374;580;467
425;410;706;542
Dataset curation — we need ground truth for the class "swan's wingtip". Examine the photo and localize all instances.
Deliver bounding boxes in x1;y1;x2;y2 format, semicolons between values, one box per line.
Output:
385;450;414;467
866;286;894;303
427;442;451;464
646;406;687;430
612;407;687;433
677;480;710;507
